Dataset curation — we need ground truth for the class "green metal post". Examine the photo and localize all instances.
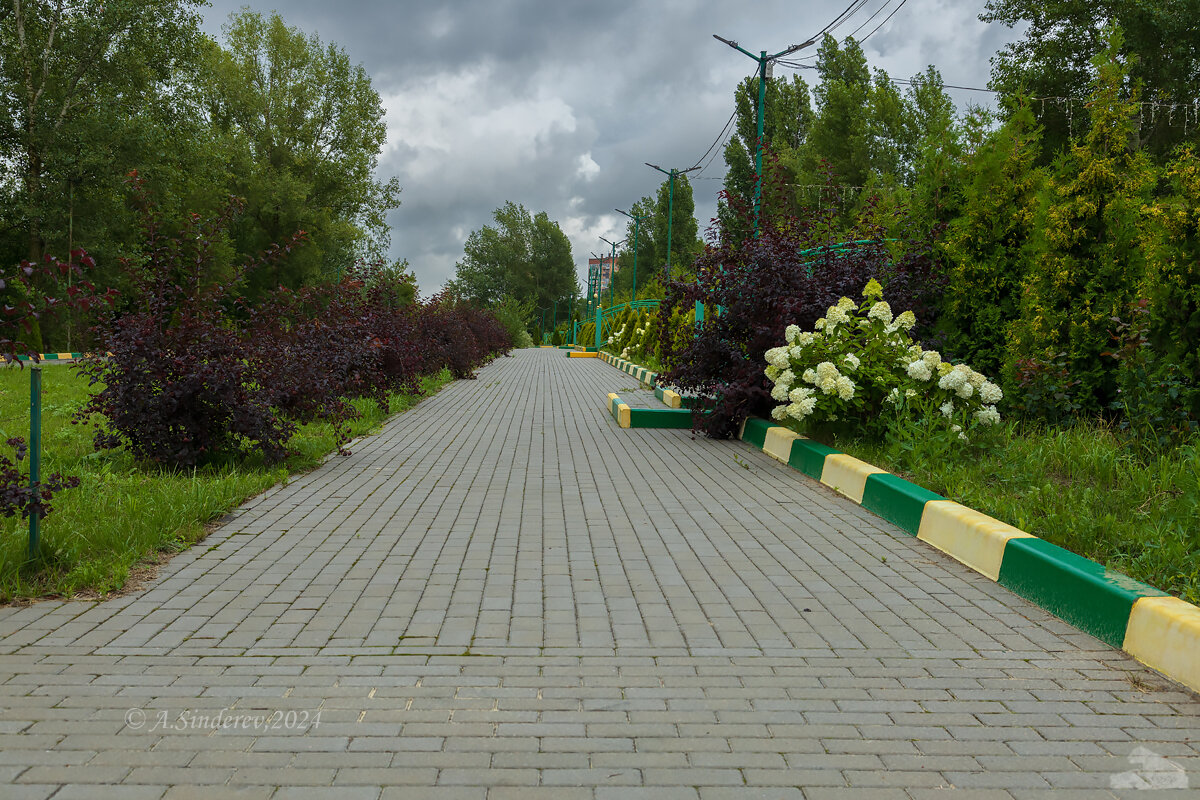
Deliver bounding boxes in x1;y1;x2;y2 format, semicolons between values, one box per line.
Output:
631;217;639;301
594;306;602;350
646;164;698;281
615;208;645;303
27;366;41;560
665;173;675;278
713;35;817;235
754;53;768;236
600;237;623;309
609;254;614;308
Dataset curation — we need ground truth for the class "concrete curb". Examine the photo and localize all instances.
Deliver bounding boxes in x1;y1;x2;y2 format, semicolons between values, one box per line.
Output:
566;351;598;359
737;415;1200;694
605;392;693;429
1;351;83;363
655;386;684;408
598;351;658;388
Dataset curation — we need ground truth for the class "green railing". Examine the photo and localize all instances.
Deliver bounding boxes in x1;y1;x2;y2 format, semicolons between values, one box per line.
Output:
570;238;895;346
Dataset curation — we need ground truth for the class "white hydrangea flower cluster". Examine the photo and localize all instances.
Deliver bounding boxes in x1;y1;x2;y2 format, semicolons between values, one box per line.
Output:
901;346;1004;427
762;279;1006;437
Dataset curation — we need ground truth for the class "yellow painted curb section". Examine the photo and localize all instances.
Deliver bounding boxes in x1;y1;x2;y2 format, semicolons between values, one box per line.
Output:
567;351;598;358
618;403;631;428
819;454;886;504
917;501;1035;581
1124;596;1200;694
763;427;804;464
662;389;682;409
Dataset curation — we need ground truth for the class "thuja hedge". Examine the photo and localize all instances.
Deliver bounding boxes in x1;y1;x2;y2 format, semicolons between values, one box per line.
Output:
74;189;511;469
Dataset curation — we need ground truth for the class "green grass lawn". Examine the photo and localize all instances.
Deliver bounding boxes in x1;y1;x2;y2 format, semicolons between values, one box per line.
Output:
0;365;453;602
830;421;1200;604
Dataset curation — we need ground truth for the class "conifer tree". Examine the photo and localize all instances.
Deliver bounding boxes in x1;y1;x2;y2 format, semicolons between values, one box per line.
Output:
1008;26;1156;410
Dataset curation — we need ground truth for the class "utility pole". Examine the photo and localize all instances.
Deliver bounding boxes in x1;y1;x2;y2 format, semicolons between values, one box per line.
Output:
599;236;625;309
713;34;816;236
614;208;647;302
585;262;597;315
591;252;607;311
645;163;699;280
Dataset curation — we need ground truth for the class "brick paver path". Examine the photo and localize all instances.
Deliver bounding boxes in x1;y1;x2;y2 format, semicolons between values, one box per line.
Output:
2;348;1197;799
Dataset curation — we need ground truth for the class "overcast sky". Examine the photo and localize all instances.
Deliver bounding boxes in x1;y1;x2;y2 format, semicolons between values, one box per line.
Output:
201;1;1023;296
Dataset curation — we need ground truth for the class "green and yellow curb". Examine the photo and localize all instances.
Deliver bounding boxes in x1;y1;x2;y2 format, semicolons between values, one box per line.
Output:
598;351;658;388
607;393;631;428
655;387;683;408
605;393;693;429
566;351;598;358
738;415;1200;694
1;351;82;363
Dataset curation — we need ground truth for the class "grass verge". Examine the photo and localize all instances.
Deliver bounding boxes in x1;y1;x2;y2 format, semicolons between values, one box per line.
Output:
0;365;455;602
829;420;1200;604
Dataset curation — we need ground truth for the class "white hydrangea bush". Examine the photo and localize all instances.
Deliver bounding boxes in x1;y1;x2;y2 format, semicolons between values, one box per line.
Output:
764;279;1003;438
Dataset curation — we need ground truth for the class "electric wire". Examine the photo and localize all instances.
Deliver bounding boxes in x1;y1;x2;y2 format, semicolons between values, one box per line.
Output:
786;0;908;64
848;0;899;40
690;106;738;171
858;0;911;44
810;0;873;41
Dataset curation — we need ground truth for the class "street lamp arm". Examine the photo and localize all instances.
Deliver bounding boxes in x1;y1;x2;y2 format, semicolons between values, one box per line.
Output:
713;33;758;60
772;39;816;59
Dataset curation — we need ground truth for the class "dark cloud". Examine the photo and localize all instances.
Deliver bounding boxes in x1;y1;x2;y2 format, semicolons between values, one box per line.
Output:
202;1;1019;294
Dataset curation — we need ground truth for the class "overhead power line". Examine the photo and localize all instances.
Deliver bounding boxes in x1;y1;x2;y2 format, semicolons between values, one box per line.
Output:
811;0;874;41
858;0;911;44
848;0;901;40
690;106;738;171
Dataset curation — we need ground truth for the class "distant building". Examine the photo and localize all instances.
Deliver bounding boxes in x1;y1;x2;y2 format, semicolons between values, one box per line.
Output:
588;255;618;294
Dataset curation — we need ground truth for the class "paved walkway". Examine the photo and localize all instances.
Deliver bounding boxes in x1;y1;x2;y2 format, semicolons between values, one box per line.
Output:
1;347;1197;799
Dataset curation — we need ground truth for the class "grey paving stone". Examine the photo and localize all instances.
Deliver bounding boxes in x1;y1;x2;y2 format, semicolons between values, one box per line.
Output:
0;349;1195;796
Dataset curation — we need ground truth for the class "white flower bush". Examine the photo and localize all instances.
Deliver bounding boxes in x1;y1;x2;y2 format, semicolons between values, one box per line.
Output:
764;279;1003;438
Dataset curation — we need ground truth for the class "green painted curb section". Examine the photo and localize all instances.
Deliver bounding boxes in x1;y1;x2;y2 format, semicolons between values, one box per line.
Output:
736;415;1200;694
606;393;692;429
788;438;839;481
740;417;774;450
862;473;944;537
997;537;1170;649
1;352;83;362
630;407;693;429
599;351;660;388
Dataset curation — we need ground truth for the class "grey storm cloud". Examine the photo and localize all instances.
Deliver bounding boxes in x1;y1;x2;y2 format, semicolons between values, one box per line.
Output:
202;1;1023;296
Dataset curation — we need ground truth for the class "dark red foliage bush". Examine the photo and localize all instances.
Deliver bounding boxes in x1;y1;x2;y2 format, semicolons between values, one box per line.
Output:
658;189;945;438
76;188;303;466
415;292;512;380
0;437;81;520
244;267;428;449
78;178;512;468
1;251;107;522
1;250;112;364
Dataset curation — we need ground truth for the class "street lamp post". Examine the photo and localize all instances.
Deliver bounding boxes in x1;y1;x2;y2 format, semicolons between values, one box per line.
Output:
713;34;816;236
590;252;605;311
645;163;699;280
599;236;625;309
615;208;646;302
